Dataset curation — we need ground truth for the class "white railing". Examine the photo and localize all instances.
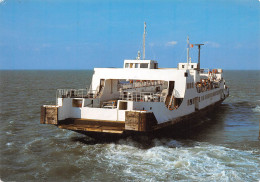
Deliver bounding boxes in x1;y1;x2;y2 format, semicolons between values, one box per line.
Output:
58;88;99;97
118;80;164;90
56;89;88;99
86;90;99;98
119;91;162;102
56;88;101;98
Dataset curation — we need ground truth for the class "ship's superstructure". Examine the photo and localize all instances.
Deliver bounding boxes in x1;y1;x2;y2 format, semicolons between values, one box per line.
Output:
40;23;229;136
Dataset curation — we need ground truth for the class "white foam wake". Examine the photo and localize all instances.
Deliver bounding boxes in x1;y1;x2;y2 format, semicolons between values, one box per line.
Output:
99;139;259;181
252;105;260;113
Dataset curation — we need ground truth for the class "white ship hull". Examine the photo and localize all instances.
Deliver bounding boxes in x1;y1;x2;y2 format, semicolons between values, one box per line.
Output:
41;62;229;136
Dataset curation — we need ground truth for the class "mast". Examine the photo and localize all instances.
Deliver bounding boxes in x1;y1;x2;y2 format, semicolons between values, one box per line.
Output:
187;36;190;66
143;22;146;60
195;44;204;71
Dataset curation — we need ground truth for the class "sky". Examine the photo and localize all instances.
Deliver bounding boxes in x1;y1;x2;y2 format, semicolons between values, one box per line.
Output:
0;0;259;70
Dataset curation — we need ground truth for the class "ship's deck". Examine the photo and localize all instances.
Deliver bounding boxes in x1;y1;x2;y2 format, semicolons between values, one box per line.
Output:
58;119;125;134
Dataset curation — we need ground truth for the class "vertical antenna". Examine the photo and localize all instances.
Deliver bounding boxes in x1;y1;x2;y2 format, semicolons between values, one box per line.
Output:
143;22;146;60
187;36;190;66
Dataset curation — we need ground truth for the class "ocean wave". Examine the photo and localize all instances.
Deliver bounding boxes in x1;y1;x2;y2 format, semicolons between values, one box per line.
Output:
252;105;260;113
6;131;13;135
6;142;13;146
100;139;259;181
24;137;46;151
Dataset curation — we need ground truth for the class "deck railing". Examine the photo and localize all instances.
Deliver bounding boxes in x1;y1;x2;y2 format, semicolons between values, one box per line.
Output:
56;88;101;98
118;80;164;90
119;91;163;102
56;89;89;99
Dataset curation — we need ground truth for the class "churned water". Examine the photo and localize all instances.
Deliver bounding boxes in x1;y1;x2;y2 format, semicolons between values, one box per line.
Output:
0;70;259;181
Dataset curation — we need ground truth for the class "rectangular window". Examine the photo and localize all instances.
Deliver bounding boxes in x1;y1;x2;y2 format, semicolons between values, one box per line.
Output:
72;99;83;107
119;101;127;110
140;63;148;68
135;63;139;68
125;63;129;68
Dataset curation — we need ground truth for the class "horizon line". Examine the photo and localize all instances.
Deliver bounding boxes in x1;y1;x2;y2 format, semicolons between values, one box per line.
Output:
0;69;260;71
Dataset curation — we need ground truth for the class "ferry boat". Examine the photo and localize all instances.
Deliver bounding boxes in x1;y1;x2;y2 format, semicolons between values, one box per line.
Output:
40;23;229;137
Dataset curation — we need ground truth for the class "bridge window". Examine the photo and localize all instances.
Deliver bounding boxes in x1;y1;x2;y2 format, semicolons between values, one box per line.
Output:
140;63;149;68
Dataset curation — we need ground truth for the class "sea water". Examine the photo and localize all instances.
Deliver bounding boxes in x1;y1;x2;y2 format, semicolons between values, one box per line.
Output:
0;70;259;181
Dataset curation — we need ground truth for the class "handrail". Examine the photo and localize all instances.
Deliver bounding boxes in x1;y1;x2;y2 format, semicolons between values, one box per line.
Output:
56;89;87;98
56;88;92;99
119;80;163;90
119;91;162;102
